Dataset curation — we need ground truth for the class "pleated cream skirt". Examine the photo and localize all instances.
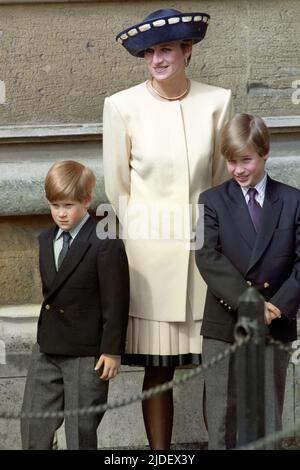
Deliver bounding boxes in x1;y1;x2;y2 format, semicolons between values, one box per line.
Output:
123;302;202;366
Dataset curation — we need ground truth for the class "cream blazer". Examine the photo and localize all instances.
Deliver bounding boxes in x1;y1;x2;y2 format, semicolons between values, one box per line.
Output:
103;80;233;322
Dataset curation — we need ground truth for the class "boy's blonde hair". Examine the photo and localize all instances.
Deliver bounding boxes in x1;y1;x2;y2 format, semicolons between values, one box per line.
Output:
45;160;96;202
220;113;270;160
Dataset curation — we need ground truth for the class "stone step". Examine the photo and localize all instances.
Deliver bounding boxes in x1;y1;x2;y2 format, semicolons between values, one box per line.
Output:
0;116;299;216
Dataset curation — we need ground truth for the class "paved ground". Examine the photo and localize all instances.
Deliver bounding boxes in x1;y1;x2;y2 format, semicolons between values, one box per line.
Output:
102;442;208;450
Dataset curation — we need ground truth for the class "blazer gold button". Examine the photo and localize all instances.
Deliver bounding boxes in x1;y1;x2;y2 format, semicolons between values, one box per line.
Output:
45;304;50;310
263;282;270;288
60;309;64;314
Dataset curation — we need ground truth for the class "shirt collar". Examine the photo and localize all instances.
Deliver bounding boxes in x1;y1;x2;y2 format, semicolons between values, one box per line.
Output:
240;172;267;198
55;212;90;241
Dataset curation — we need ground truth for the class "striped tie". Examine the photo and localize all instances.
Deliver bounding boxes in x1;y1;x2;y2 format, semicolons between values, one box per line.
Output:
247;188;262;232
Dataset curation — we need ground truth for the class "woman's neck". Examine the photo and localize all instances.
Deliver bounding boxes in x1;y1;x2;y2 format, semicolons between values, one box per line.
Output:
149;76;190;101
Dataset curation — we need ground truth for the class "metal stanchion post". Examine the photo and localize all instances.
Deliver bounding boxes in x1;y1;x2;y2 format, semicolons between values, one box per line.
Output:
234;287;266;447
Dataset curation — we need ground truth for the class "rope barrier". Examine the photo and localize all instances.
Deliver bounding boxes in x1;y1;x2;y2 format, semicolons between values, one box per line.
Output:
0;338;248;420
237;419;300;450
1;334;299;450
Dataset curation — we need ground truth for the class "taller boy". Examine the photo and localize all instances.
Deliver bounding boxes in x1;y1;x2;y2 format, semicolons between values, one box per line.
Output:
196;114;300;449
21;160;129;450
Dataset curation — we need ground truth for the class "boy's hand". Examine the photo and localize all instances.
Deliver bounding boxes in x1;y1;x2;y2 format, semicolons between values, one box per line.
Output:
264;301;281;325
94;354;121;381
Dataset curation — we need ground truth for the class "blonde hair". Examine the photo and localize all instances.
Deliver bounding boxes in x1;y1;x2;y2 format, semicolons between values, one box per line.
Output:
45;160;96;202
220;113;270;160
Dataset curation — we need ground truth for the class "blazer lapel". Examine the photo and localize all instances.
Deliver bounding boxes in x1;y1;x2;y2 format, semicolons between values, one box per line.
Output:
225;180;257;249
39;226;58;288
247;177;283;272
44;216;96;302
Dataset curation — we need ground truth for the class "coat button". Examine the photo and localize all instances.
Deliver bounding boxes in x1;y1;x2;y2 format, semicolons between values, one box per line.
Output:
60;309;64;314
263;282;270;288
246;280;252;286
45;304;50;310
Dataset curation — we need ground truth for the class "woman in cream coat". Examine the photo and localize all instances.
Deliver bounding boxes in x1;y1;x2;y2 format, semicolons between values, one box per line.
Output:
103;8;233;450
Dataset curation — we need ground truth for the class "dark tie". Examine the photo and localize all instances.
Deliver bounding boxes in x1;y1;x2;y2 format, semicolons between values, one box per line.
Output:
247;187;262;232
57;231;72;270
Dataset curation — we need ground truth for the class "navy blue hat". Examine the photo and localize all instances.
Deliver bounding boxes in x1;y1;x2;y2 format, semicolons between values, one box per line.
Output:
116;8;210;57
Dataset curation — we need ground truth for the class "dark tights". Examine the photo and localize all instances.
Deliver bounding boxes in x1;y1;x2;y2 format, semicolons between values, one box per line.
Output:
142;366;175;450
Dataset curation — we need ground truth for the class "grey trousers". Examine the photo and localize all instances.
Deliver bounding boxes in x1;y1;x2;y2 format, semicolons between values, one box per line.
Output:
21;344;108;450
202;337;290;450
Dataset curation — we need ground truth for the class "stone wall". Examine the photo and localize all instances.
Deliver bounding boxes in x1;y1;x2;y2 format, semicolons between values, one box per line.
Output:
0;0;300;125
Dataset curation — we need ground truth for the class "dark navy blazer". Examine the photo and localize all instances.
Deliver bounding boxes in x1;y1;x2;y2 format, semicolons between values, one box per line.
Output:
196;176;300;343
37;216;129;356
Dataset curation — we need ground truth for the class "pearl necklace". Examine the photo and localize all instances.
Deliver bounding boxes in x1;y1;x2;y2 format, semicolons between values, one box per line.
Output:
148;79;191;101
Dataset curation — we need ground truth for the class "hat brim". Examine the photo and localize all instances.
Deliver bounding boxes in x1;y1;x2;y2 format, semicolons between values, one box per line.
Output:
116;13;210;57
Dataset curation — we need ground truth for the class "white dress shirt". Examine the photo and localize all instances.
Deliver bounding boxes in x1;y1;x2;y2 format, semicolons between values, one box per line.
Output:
53;212;90;270
240;172;267;207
